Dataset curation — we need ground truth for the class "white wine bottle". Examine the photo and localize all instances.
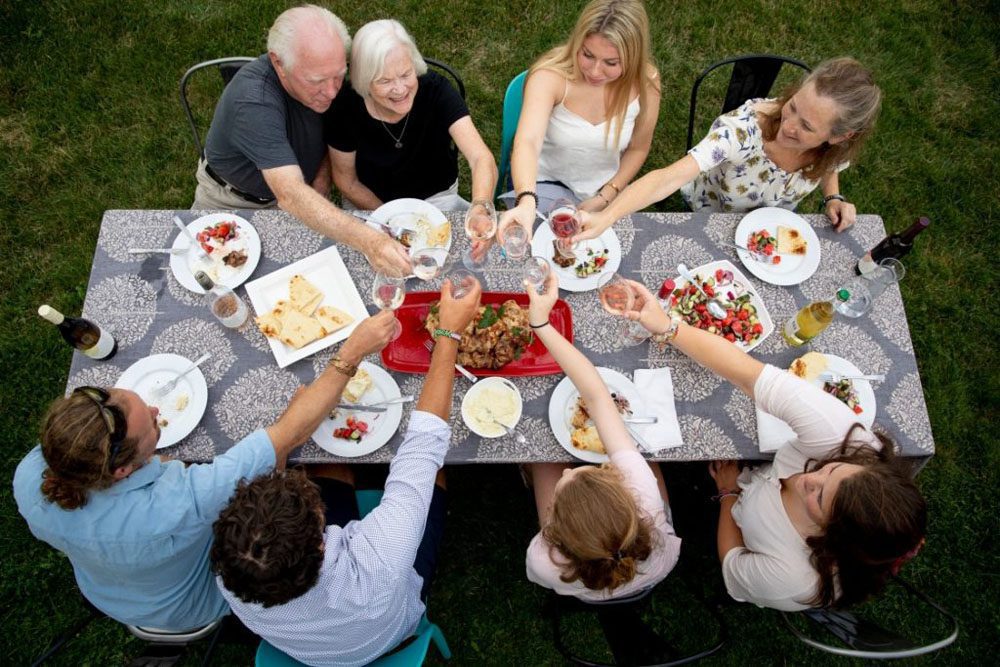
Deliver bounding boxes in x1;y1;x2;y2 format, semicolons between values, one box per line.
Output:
38;305;117;360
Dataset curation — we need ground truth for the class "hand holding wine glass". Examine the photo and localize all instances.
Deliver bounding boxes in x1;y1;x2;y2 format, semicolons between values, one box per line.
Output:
462;199;498;270
371;273;406;341
597;272;635;316
500;220;530;261
521;256;550;293
525;269;559;326
547;198;580;260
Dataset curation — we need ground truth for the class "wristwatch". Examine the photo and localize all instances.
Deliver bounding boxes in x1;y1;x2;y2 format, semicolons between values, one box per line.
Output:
432;328;462;343
329;354;358;378
650;313;682;348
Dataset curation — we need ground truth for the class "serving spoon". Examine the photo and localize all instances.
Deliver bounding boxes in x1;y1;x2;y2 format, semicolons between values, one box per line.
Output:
677;263;728;319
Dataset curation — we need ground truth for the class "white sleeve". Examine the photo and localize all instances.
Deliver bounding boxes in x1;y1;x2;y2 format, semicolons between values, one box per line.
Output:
721;547;812;612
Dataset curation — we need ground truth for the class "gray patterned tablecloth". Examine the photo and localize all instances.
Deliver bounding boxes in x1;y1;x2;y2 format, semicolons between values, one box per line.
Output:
67;209;934;464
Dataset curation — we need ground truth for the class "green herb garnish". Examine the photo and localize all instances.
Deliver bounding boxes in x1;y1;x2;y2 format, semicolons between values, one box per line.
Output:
477;305;498;329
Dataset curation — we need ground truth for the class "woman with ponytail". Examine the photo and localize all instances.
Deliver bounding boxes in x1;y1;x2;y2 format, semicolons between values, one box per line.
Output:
523;273;680;599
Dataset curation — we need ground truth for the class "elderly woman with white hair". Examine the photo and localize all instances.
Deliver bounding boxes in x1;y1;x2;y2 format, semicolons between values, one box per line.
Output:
325;19;497;211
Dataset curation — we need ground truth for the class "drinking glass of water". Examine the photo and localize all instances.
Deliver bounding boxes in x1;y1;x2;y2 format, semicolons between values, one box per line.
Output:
500;221;530;261
865;258;906;300
445;267;479;299
371;273;406;341
521;256;550;292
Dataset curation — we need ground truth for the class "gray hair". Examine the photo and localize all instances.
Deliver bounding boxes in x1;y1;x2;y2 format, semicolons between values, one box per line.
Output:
267;4;351;72
349;19;427;100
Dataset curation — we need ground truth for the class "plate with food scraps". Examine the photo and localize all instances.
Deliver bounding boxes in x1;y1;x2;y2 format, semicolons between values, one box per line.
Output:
789;352;876;427
170;213;262;293
381;291;573;376
665;259;773;352
311;362;404;457
114;353;208;449
548;367;643;463
530;222;621;292
244;245;370;368
369;198;452;253
733;207;820;286
461;377;523;439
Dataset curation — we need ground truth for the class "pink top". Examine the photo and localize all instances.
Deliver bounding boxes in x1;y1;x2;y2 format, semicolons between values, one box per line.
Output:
525;450;682;600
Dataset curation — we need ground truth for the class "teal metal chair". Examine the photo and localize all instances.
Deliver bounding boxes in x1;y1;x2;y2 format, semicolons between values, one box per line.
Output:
254;489;452;667
495;70;528;199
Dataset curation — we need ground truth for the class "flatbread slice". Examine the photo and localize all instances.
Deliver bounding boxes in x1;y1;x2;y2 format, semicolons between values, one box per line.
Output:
277;307;327;349
343;368;372;403
289;274;323;314
571;425;606;454
315;306;354;334
255;299;291;338
789;351;828;381
426;220;451;248
777;225;808;255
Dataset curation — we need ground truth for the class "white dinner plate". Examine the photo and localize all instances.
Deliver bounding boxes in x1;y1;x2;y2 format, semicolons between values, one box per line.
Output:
369;198;452;253
461;377;523;439
170;213;261;294
311;363;404;457
530;223;622;292
548;367;644;463
734;207;820;286
815;354;876;428
115;353;208;449
669;259;774;352
244;246;370;368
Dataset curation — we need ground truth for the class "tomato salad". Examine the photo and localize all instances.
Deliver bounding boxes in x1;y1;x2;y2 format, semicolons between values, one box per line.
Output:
333;416;370;441
665;268;765;346
746;229;781;264
196;221;239;255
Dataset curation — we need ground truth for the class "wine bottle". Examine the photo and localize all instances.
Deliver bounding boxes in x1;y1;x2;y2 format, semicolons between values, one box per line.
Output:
856;217;930;275
195;271;249;328
781;292;847;346
38;305;117;360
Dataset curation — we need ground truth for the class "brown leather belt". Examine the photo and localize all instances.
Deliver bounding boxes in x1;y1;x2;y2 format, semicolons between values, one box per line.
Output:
204;162;275;205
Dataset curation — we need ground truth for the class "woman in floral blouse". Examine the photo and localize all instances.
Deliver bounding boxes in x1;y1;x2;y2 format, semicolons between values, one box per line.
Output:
577;57;881;236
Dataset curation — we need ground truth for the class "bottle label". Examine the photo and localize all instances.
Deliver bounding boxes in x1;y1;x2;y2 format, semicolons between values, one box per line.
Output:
82;327;115;359
782;317;805;346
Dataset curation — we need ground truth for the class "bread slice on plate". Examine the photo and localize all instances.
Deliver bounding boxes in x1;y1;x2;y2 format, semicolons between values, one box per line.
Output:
777;225;808;255
571;425;606;454
278;307;327;349
343;368;373;403
289;274;323;315
315;306;354;334
789;351;828;381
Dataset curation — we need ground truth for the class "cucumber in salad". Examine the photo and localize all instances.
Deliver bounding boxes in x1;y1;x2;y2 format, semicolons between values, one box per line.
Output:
667;272;764;345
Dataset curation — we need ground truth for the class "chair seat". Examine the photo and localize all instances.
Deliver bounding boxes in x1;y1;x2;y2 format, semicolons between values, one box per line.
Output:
126;618;222;643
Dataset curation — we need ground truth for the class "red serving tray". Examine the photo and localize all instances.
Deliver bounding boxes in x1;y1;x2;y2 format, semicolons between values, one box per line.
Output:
381;291;572;376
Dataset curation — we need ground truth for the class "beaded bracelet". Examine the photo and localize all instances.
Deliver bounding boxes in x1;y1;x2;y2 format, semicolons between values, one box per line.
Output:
515;191;538;207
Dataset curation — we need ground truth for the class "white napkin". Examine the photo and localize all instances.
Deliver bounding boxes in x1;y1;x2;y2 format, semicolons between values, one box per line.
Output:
755;407;797;453
632;368;684;451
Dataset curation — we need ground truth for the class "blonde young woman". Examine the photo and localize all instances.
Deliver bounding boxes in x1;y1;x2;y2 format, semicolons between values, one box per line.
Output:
577;57;881;238
499;0;660;239
523;273;681;599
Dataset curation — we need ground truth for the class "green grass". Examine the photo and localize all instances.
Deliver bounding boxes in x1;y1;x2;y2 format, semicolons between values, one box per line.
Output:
2;0;998;663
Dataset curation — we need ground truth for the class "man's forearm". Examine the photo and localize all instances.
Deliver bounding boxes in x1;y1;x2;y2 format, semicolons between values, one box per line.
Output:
277;180;377;250
416;338;459;420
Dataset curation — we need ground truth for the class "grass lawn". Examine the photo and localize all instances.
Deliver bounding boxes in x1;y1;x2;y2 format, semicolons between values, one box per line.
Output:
2;0;997;664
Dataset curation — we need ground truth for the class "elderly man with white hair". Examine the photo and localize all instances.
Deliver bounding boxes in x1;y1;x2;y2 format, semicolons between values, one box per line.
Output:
193;4;410;276
325;19;497;211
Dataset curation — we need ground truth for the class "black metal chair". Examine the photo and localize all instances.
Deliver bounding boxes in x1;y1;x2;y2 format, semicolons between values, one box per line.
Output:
425;57;466;101
179;56;256;159
780;576;959;660
548;586;726;666
686;54;810;151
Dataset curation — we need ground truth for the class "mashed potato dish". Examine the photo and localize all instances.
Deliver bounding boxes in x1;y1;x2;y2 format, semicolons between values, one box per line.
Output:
462;380;521;438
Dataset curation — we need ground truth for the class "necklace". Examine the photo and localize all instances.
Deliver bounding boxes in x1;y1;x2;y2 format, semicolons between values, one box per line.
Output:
379;113;409;149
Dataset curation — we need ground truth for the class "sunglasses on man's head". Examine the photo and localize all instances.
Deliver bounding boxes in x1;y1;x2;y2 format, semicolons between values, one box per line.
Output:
73;386;128;468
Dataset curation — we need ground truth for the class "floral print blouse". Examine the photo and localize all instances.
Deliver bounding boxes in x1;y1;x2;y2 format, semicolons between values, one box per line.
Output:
680;98;847;213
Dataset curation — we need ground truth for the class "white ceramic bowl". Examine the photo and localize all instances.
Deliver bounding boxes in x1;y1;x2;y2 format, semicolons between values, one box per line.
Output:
461;377;523;438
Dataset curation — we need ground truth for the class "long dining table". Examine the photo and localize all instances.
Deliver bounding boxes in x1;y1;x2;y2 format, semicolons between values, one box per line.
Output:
66;209;934;466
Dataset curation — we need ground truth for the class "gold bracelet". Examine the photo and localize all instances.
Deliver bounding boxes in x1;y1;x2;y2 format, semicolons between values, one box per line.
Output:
605;180;621;196
329;354;358;378
649;314;682;348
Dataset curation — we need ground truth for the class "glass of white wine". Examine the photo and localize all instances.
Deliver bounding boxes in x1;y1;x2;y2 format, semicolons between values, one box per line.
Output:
597;272;634;316
371;273;406;341
410;247;448;281
462;199;498;271
500;221;530;261
521;256;550;292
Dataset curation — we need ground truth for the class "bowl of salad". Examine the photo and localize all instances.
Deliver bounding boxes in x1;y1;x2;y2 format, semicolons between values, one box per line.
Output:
662;260;774;351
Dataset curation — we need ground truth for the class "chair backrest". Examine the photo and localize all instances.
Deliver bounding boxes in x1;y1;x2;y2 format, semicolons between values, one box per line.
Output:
779;576;959;659
424;58;465;100
496;70;528;198
179;57;256;159
686;54;810;151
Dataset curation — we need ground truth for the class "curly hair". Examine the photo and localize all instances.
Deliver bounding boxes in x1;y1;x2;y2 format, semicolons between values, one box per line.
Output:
211;469;326;607
758;57;881;180
39;391;141;510
805;428;926;608
542;464;656;592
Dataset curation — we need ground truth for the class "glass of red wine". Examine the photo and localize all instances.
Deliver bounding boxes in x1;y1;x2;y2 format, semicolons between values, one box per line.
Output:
547;198;580;262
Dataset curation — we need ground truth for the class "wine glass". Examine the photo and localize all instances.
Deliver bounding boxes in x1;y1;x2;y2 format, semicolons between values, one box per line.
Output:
462;199;498;270
521;256;550;292
410;247;448;281
371;273;406;341
547;198;580;262
597;272;635;315
500;221;530;261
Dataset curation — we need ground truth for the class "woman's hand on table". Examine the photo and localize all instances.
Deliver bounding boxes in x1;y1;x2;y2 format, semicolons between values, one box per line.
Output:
439;277;482;332
826;199;857;232
525;271;559;324
573;210;612;243
622;279;671;334
708;460;741;491
339;310;397;363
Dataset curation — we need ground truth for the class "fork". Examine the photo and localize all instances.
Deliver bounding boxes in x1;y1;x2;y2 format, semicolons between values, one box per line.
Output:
152;353;211;399
719;241;773;263
818;371;885;383
423;339;477;382
484;407;527;446
173;215;210;260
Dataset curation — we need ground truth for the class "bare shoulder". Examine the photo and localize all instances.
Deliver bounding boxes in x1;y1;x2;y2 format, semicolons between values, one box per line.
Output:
525;68;566;103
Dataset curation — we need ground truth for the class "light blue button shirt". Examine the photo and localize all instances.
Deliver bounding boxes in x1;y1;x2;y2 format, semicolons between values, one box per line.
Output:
13;431;275;630
220;411;449;666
